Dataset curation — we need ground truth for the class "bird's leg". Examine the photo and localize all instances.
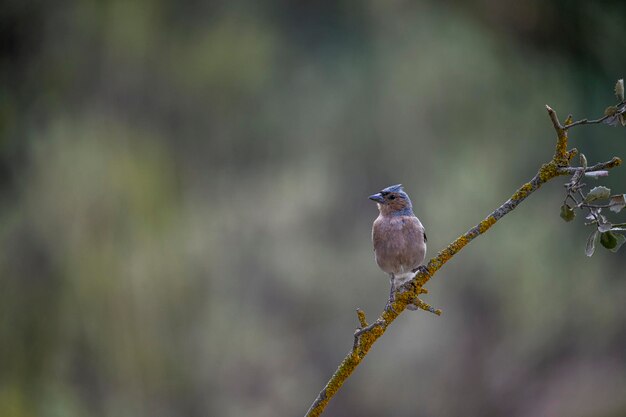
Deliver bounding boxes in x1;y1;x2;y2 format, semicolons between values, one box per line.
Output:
388;274;396;303
384;274;399;314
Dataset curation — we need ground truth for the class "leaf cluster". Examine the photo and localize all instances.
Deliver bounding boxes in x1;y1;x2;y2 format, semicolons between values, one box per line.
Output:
562;181;626;255
559;79;626;255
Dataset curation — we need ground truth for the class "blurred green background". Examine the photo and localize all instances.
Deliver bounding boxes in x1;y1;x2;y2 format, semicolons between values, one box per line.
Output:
2;1;626;416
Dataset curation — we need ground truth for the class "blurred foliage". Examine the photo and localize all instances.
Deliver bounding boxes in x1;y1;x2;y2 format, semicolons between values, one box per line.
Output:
1;1;626;416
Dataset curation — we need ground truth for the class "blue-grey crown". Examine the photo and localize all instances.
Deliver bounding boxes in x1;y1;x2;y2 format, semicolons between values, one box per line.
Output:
381;184;404;193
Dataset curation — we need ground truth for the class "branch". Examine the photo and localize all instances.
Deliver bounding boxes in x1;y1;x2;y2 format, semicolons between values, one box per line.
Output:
303;105;622;417
564;115;612;129
563;100;626;129
545;105;569;163
556;157;622;175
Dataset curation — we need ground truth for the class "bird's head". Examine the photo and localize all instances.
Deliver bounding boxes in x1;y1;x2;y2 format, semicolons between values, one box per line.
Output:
368;184;413;216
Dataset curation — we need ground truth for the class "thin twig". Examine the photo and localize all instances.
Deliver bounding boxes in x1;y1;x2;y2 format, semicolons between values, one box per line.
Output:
577;189;601;224
564;101;626;130
556;157;622;175
564;115;611;129
579;203;613;209
546;104;563;130
412;298;442;315
356;309;368;328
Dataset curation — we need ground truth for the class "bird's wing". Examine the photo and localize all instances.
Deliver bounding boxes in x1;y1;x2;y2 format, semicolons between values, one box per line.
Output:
401;216;426;243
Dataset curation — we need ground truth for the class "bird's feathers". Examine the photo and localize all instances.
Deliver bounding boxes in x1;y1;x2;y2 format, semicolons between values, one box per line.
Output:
381;184;404;194
372;214;426;281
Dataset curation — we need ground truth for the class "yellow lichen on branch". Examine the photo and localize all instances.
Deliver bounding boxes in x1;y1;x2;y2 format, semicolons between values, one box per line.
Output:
356;309;368;327
478;215;497;233
546;104;569;163
511;183;534;202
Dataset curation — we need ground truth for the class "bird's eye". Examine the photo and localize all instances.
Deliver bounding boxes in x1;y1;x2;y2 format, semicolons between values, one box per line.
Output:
388;195;396;200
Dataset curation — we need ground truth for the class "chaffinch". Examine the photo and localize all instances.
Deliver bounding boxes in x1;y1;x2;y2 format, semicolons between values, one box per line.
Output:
369;184;427;302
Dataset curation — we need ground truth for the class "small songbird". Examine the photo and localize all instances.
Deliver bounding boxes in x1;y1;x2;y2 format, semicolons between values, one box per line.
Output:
369;184;427;302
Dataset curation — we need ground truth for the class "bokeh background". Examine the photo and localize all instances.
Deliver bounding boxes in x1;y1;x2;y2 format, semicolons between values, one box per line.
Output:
2;1;626;416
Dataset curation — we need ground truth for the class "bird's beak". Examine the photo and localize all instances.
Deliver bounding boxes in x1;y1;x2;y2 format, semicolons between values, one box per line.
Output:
368;193;385;203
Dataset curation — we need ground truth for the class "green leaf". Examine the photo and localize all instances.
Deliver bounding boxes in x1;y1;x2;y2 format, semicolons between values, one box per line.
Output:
586;230;600;257
560;204;576;222
616;79;625;102
600;231;618;249
609;194;626;213
601;231;626;252
585;186;611;202
611;233;626;252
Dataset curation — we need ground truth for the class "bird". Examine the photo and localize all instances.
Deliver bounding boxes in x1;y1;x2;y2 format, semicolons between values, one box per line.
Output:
369;184;427;303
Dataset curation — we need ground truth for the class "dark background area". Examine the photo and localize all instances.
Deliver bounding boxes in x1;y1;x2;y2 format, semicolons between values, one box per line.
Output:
2;1;626;416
